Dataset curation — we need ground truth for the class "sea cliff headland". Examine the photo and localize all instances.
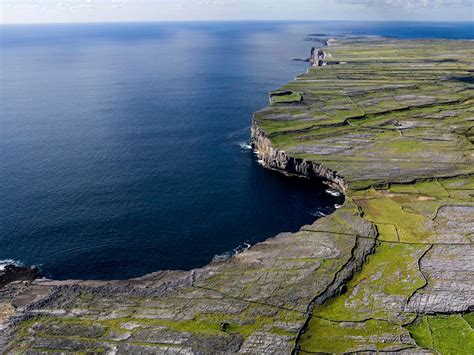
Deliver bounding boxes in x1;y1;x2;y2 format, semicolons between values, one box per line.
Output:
1;36;473;354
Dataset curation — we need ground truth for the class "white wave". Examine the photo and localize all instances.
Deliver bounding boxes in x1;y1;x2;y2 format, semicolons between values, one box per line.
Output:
212;252;233;263
234;242;251;254
212;242;251;263
237;142;252;150
335;204;343;209
325;189;341;197
257;159;264;165
311;210;327;217
0;259;22;271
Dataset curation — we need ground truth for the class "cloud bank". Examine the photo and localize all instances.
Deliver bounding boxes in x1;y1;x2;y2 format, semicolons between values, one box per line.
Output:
336;0;472;7
1;0;472;23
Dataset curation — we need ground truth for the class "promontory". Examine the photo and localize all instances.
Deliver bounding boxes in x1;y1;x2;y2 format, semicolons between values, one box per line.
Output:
1;36;473;354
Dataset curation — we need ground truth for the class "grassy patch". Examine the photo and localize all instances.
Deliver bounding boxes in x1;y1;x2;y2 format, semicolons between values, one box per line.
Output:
429;314;474;355
78;292;95;302
463;313;474;328
98;305;298;339
406;316;433;349
270;92;302;104
270;327;296;337
313;242;426;322
406;314;474;354
355;194;432;243
390;179;449;198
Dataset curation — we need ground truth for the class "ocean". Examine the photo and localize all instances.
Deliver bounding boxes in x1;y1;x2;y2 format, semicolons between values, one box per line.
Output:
0;21;472;280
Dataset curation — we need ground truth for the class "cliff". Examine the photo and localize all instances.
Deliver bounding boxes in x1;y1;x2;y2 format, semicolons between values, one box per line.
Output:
1;37;473;354
251;122;347;192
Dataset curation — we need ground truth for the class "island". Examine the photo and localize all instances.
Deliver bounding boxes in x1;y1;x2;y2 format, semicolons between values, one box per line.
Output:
1;36;473;354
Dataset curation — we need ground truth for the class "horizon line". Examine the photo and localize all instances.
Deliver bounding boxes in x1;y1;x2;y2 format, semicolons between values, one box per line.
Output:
1;19;473;26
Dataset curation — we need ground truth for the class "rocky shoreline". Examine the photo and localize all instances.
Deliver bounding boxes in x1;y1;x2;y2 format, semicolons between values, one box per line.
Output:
0;265;40;291
1;36;473;353
251;121;347;193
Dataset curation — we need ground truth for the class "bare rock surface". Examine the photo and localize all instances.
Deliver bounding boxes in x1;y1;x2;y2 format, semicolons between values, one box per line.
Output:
405;244;474;313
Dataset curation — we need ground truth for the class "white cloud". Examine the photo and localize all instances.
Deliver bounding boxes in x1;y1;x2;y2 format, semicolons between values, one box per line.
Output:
3;0;471;10
1;0;129;8
336;0;472;7
1;0;472;23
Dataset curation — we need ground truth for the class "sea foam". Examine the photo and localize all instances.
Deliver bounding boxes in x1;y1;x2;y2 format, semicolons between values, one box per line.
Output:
212;242;251;263
325;189;342;197
238;142;252;150
0;259;21;271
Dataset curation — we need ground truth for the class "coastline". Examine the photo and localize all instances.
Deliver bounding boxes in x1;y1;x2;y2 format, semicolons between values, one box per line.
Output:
1;36;473;353
251;120;347;193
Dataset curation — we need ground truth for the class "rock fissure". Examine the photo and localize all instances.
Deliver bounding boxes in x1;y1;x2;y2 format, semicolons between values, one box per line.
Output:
191;285;308;316
291;234;378;354
404;244;434;309
300;228;473;245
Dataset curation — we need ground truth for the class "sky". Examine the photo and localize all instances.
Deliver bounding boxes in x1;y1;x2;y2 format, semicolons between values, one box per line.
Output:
1;0;473;24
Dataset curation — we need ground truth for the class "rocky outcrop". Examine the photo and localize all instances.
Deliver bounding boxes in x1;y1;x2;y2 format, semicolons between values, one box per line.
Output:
0;265;40;290
251;122;347;193
309;47;331;66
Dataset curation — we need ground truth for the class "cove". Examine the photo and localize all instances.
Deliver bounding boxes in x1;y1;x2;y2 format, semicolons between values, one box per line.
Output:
0;22;344;280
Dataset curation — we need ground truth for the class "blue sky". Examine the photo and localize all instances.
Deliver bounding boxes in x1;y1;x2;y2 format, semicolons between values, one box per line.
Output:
1;0;473;24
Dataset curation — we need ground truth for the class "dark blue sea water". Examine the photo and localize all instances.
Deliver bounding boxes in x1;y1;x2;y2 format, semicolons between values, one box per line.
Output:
1;21;472;280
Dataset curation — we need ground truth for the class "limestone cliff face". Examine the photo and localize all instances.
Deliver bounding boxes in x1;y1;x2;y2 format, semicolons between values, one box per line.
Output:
251;119;347;193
